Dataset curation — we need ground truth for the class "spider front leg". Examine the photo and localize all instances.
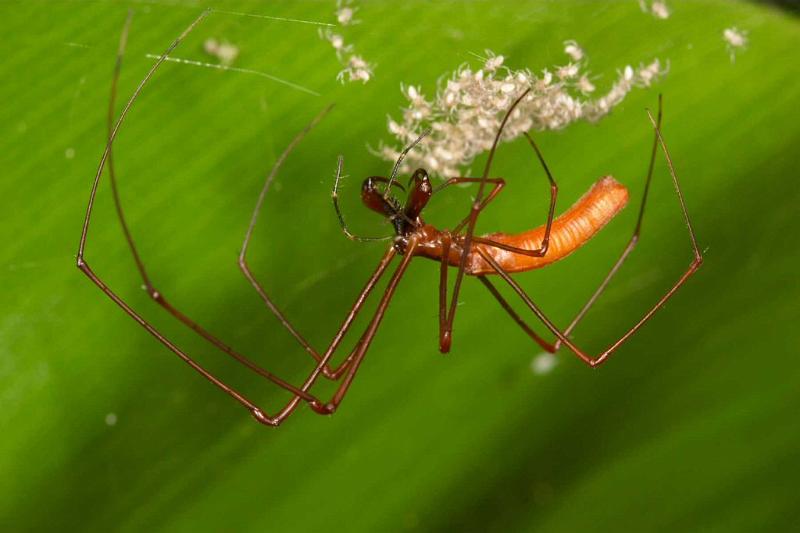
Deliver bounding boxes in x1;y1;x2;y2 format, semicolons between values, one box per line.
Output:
79;10;336;423
239;133;405;381
239;245;397;383
251;240;418;425
101;10;316;399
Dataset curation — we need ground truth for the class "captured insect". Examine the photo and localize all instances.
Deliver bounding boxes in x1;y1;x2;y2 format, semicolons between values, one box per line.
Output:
78;11;702;426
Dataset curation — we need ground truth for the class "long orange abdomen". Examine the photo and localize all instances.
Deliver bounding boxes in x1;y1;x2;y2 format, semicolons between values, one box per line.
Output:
468;176;629;275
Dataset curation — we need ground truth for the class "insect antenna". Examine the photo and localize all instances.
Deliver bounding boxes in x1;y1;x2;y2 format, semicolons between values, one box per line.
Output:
332;156;394;242
383;128;431;199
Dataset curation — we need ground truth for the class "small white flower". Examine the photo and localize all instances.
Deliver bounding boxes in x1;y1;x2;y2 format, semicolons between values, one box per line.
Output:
203;38;239;67
557;63;579;80
623;65;634;81
639;0;670;19
723;27;748;62
321;1;373;83
531;353;557;375
336;0;359;25
485;53;505;72
651;1;670;19
577;75;595;94
349;55;368;69
563;40;584;62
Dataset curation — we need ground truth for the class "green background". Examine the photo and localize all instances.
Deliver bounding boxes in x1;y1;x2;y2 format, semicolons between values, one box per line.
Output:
2;1;798;531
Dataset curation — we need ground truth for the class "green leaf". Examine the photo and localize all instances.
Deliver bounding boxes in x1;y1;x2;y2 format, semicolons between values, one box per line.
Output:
1;1;798;531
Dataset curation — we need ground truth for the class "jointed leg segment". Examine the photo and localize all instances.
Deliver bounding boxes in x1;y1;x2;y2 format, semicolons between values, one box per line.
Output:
436;89;558;352
554;94;665;349
479;96;702;367
101;11;322;405
78;10;302;418
79;10;412;427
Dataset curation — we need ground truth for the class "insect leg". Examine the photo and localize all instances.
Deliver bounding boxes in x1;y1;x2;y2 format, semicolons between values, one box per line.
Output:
475;102;702;366
437;231;453;352
434;229;554;354
434;177;506;230
438;89;534;352
331;156;395;242
239;245;397;381
78;11;333;417
311;239;418;415
477;276;555;352
450;132;559;257
100;11;325;398
239;115;403;380
554;95;663;349
250;241;416;424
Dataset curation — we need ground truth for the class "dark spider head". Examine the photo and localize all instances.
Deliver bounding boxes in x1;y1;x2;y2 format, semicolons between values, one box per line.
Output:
361;168;432;236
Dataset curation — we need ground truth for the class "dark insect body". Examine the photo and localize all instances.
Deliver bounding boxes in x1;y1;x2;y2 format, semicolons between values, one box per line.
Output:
77;11;702;426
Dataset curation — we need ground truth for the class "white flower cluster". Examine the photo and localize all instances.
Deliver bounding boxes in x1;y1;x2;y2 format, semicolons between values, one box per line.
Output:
723;27;748;63
377;46;665;178
638;0;671;20
320;0;374;84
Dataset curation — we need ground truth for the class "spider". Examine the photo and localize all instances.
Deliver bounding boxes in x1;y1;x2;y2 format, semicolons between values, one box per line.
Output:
77;11;702;426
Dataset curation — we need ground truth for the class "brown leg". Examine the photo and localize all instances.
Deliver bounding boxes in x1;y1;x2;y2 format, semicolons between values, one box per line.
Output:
480;249;700;367
437;231;453;351
239;121;406;381
79;12;297;410
477;276;555;353
239;247;397;382
433;177;506;221
77;11;395;427
100;11;330;400
448;132;558;251
432;178;503;352
476;100;702;367
315;240;418;413
255;240;418;424
332;156;395;242
435;225;555;354
439;88;559;352
463;98;663;351
554;94;665;350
